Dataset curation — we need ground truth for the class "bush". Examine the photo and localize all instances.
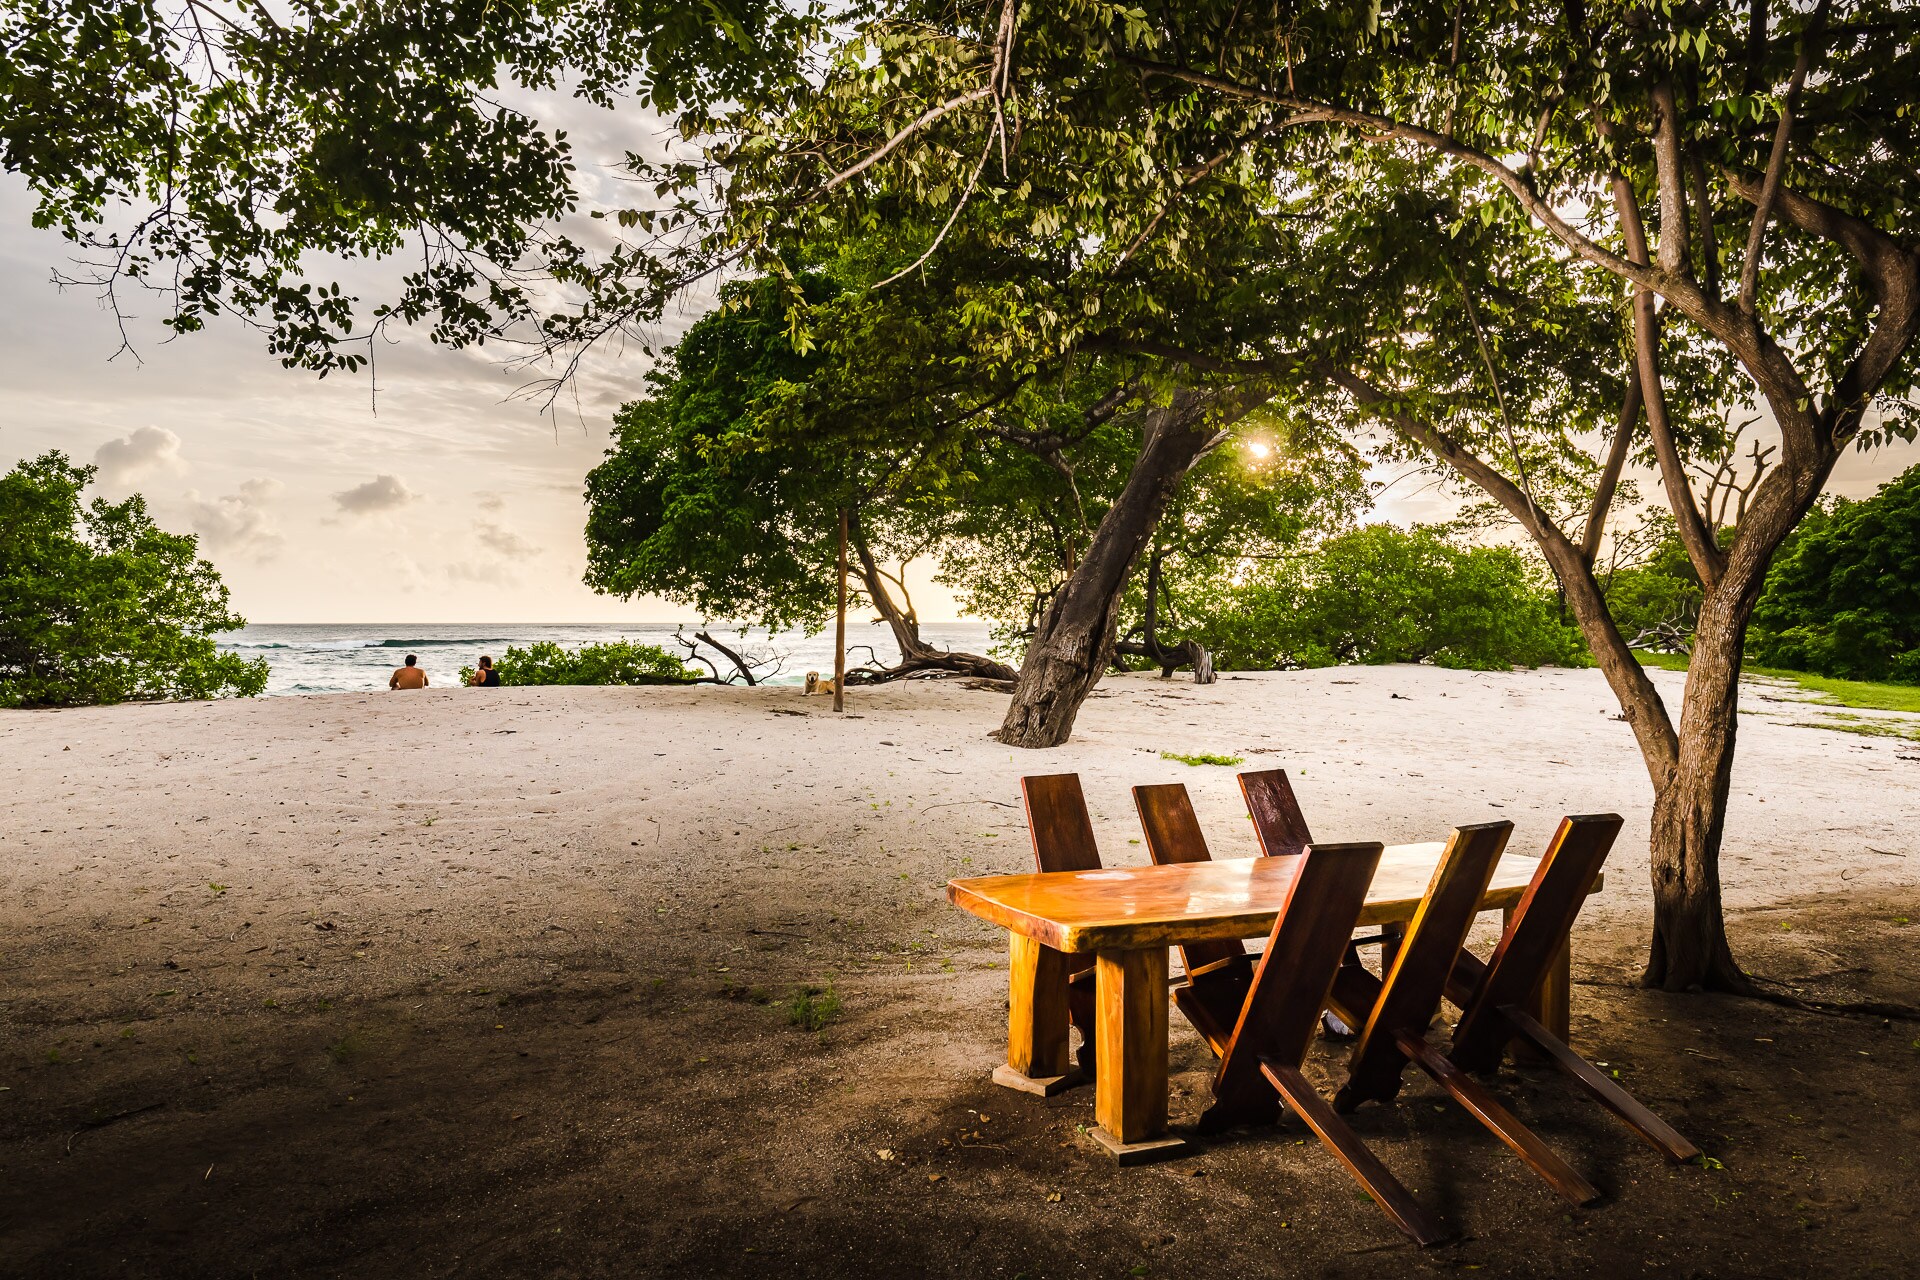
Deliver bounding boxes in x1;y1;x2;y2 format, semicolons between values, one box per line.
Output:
459;640;696;687
0;452;267;707
1748;466;1920;683
1187;524;1589;672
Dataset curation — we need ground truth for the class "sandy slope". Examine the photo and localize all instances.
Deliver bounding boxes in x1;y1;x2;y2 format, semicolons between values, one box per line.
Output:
2;664;1911;952
1;666;1915;1278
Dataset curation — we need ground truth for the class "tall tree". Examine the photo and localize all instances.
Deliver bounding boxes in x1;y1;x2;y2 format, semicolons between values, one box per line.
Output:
584;274;1014;680
1107;0;1920;992
683;1;1918;991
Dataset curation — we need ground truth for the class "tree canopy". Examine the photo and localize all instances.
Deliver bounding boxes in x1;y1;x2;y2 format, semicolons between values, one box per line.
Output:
584;267;1367;680
1749;465;1920;684
0;452;267;707
0;0;810;372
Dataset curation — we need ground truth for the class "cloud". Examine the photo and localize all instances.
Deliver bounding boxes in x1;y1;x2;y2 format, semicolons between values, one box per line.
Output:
187;478;285;561
475;490;506;512
446;560;515;585
473;519;540;560
93;426;185;486
332;473;418;516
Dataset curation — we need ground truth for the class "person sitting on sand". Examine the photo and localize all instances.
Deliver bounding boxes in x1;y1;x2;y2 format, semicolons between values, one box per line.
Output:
468;655;501;687
389;654;429;690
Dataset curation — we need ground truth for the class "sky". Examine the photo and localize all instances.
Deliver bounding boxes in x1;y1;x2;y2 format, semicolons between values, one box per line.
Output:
1;100;1914;625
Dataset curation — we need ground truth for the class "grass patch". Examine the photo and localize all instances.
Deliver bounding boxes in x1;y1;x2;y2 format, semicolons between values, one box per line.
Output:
1635;652;1920;713
1790;713;1920;743
785;984;842;1033
1779;673;1920;714
1160;750;1245;767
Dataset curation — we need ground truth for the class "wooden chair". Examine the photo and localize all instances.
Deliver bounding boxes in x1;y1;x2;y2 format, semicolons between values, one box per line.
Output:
1240;768;1378;1036
1442;814;1700;1164
1238;767;1314;857
1318;822;1605;1209
1196;839;1461;1245
1132;782;1254;1057
1019;773;1103;1077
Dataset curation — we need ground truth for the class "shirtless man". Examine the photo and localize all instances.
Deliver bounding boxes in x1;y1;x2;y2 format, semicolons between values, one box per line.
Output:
389;654;429;689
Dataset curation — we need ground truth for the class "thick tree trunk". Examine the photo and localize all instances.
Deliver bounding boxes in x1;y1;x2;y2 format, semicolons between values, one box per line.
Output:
1641;470;1822;991
997;387;1252;747
1643;602;1749;991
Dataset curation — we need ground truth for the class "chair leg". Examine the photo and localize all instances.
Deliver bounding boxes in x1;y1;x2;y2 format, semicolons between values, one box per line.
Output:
1195;1090;1282;1135
1500;1007;1700;1163
1259;1059;1451;1247
1395;1031;1602;1208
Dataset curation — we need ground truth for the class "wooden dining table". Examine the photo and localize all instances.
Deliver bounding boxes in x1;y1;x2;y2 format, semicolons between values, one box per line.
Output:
947;842;1599;1163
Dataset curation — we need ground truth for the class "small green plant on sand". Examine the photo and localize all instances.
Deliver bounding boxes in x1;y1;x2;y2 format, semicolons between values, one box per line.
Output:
785;984;842;1033
326;1031;368;1064
1160;751;1245;767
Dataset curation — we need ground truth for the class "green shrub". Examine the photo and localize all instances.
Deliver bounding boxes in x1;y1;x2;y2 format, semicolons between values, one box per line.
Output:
458;639;696;687
1187;524;1588;672
785;984;842;1033
0;452;267;707
1748;466;1920;684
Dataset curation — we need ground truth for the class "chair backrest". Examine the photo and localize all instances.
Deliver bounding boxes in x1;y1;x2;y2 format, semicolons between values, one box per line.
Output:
1019;774;1103;873
1450;814;1622;1069
1134;782;1245;973
1342;822;1512;1106
1210;841;1385;1116
1239;768;1314;857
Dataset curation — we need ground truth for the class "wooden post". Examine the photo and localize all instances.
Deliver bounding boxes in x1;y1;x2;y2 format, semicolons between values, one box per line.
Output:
833;507;848;713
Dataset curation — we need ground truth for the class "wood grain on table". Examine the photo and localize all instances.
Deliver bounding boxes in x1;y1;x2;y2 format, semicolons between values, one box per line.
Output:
948;844;1602;954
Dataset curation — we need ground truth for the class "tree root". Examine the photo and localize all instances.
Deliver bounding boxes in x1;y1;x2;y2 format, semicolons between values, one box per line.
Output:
1634;970;1920;1022
843;651;1016;685
1740;976;1920;1022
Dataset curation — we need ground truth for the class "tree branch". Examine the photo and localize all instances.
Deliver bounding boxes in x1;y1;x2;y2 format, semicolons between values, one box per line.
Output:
1685;143;1722;297
1119;55;1816;429
1722;170;1920;434
1610;169;1726;589
1736;0;1831;314
1582;368;1643;564
1324;362;1679;776
1651;81;1693;279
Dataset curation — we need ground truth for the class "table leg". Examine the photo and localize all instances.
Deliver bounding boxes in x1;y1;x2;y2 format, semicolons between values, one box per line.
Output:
1379;919;1407;975
993;933;1083;1097
1090;947;1188;1164
1503;906;1573;1062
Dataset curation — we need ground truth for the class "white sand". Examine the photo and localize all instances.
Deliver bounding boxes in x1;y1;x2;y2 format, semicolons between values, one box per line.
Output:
3;664;1912;986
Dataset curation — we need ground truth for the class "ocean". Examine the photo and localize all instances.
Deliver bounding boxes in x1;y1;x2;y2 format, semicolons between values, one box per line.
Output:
216;621;1000;696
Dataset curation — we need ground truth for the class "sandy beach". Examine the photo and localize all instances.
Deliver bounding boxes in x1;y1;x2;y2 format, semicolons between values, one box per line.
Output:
2;666;1916;1277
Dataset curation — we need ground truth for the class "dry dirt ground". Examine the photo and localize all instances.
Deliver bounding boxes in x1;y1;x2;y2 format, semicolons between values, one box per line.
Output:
1;667;1915;1279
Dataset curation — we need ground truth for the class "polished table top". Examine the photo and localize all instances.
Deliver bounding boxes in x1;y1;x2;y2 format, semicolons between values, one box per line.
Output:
948;843;1599;953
